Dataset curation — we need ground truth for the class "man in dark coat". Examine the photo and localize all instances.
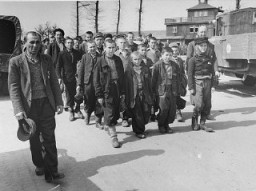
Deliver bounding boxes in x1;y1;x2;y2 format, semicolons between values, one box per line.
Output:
47;28;65;68
77;41;104;128
56;37;83;121
8;31;64;183
94;39;125;148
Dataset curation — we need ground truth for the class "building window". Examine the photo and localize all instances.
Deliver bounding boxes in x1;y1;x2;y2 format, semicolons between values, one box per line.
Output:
195;27;199;33
194;11;208;17
190;26;199;33
172;26;177;33
190;27;194;33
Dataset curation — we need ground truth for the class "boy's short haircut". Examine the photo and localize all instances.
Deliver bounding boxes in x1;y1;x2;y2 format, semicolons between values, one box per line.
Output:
127;32;134;36
130;51;142;59
64;36;73;43
138;43;148;49
75;36;82;41
86;31;93;36
104;39;116;46
161;47;173;55
87;40;96;45
53;28;65;36
149;37;157;42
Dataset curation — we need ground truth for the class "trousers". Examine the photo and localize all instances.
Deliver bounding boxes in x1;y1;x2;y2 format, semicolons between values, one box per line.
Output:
84;81;103;117
64;80;76;110
103;82;120;126
191;79;212;121
28;97;58;173
130;93;150;134
157;85;177;128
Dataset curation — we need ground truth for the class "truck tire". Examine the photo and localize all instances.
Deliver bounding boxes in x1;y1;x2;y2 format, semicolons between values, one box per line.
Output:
235;73;243;78
242;75;256;86
0;73;9;96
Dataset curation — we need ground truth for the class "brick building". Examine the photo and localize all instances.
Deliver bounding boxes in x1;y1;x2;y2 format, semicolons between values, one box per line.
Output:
165;0;223;45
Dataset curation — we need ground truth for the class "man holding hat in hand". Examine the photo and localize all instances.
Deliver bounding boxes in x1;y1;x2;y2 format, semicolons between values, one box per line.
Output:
8;31;65;183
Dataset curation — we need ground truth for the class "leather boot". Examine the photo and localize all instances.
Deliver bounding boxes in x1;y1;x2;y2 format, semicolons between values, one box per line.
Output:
69;111;75;121
84;112;90;125
200;119;214;132
176;109;183;122
95;117;104;130
191;115;200;131
76;110;84;119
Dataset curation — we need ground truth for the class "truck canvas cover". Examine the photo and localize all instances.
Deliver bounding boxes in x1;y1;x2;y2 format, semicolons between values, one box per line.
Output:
0;15;21;72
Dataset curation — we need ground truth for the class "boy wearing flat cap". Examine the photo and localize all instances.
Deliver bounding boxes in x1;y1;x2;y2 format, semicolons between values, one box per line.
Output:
187;37;215;132
95;32;104;55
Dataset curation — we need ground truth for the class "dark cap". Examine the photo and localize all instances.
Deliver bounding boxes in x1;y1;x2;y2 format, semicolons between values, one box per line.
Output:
94;32;104;39
104;33;113;39
53;28;65;37
147;33;153;37
17;118;36;142
195;37;208;45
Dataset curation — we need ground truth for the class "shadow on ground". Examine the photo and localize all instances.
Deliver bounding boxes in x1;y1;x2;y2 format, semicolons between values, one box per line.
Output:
0;148;164;191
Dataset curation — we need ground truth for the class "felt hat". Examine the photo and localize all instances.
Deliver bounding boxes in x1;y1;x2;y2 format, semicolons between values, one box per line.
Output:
17;118;36;142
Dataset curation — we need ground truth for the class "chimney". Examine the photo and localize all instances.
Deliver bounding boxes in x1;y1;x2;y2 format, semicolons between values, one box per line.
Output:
199;0;208;4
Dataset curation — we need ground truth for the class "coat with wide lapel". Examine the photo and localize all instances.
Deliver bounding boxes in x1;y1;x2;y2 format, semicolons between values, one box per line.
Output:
152;59;179;97
77;52;101;87
125;64;153;109
56;49;82;83
8;52;63;115
93;54;125;99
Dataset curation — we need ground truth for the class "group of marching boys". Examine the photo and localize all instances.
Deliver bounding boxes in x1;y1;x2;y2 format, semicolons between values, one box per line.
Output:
48;26;217;148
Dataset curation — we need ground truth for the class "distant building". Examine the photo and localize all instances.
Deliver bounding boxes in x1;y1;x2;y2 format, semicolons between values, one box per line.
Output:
165;0;223;45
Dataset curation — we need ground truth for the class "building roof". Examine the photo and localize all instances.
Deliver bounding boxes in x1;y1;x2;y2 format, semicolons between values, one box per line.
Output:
187;3;217;11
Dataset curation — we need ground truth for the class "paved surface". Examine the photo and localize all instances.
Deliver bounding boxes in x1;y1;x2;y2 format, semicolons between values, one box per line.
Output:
0;75;256;191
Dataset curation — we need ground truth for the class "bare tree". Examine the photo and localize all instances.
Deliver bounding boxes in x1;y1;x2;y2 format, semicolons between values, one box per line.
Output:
116;0;121;34
80;1;101;33
236;0;241;9
138;0;143;36
35;22;57;39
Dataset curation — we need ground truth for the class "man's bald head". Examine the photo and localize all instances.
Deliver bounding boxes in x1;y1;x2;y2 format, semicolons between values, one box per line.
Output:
197;25;208;38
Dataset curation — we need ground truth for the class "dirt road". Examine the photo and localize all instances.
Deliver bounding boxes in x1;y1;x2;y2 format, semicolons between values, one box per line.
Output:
0;75;256;191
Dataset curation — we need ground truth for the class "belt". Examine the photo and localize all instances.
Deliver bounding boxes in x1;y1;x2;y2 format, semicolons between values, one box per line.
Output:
195;75;212;80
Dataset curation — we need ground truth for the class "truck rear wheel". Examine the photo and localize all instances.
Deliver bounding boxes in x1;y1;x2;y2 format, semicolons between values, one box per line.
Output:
242;75;256;86
0;72;9;96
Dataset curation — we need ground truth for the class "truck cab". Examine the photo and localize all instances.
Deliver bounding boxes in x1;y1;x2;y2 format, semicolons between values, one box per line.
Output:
0;15;22;95
210;8;256;86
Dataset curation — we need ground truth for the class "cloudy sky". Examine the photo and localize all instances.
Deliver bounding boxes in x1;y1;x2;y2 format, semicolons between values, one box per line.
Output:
0;0;255;37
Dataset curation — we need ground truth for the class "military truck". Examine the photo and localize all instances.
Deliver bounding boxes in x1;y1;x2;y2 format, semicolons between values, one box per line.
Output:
210;7;256;86
0;15;22;95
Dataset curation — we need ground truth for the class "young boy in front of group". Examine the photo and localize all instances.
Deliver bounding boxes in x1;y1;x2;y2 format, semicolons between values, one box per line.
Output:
152;47;179;134
124;51;153;139
188;37;214;132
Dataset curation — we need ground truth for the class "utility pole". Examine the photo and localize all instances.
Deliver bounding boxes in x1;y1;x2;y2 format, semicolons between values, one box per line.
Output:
76;1;79;36
95;0;99;33
116;0;121;34
236;0;241;10
138;0;143;36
